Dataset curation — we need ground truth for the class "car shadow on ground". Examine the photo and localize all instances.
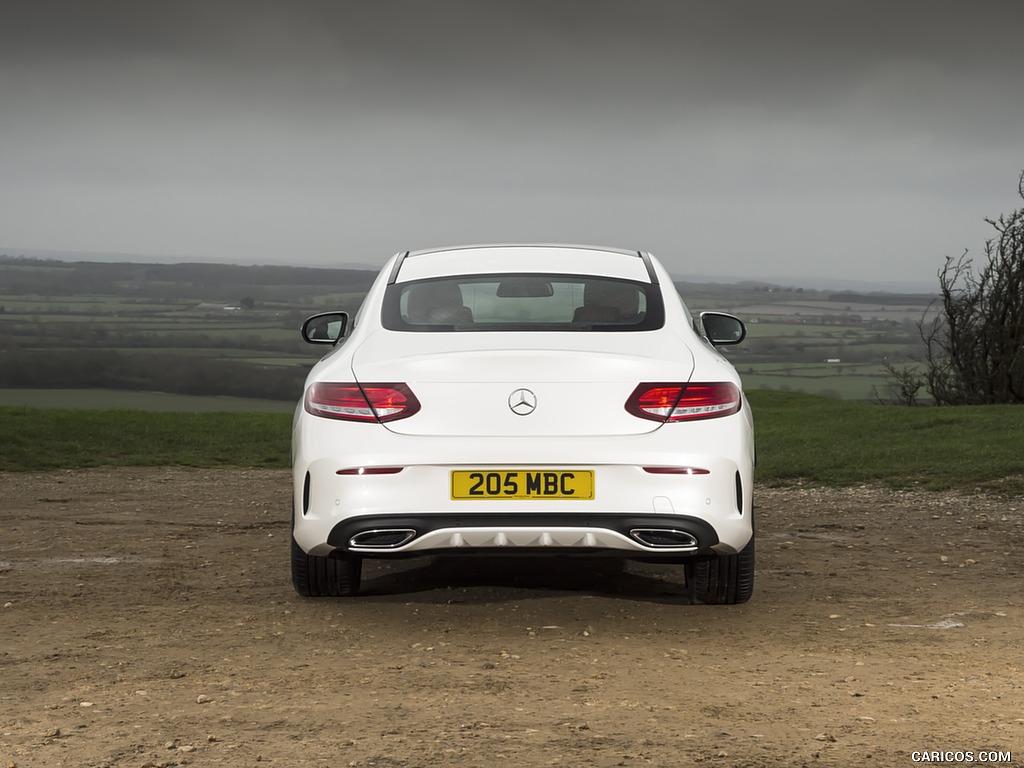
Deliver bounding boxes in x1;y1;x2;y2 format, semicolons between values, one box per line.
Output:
355;555;694;604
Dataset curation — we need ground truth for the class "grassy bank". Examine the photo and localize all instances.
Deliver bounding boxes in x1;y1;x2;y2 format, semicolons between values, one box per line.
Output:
0;388;295;412
748;391;1024;493
2;392;1022;493
0;407;290;471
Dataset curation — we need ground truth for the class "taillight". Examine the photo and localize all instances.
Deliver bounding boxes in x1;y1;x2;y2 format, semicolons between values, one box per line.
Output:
304;382;421;422
625;382;741;422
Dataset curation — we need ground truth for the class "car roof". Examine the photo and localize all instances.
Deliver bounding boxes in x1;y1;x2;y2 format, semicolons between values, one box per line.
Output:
392;244;655;284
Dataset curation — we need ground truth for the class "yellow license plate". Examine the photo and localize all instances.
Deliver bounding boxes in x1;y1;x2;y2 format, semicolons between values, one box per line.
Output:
451;470;594;500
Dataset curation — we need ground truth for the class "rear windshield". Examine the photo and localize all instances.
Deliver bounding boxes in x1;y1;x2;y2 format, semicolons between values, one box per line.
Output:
382;273;664;332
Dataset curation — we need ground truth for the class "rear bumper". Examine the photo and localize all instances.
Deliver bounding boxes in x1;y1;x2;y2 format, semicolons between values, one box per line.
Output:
292;417;755;558
327;512;721;556
293;459;753;557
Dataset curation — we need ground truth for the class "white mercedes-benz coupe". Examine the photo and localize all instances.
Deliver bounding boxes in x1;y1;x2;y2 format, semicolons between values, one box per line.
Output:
292;245;754;603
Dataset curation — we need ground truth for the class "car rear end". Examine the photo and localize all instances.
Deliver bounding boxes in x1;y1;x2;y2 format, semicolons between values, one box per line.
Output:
292;245;754;601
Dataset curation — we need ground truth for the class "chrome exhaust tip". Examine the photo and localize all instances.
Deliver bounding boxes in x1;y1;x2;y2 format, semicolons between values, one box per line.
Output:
629;528;699;549
348;529;417;549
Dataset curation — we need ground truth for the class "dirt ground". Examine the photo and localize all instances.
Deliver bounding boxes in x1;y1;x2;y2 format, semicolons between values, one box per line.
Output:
1;468;1022;768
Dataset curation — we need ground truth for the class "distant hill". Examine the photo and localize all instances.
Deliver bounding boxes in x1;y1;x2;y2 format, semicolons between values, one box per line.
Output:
826;291;936;306
0;254;376;302
2;248;939;294
672;272;937;294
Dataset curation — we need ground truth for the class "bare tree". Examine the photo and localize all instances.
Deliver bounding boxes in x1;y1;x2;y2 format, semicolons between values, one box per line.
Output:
873;361;926;406
921;171;1024;405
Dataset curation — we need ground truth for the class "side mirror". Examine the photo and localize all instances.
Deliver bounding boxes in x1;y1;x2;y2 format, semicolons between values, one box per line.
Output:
699;311;746;345
301;311;350;345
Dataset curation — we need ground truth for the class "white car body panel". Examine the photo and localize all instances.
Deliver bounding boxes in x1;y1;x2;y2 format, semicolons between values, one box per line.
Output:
350;330;695;437
292;245;755;598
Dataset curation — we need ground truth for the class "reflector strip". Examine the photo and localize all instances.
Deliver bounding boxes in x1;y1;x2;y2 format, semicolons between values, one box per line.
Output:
336;467;405;476
642;467;711;475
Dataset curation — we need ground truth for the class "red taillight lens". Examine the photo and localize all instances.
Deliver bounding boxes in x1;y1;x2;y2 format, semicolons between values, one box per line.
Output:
626;382;741;422
360;385;420;420
304;382;420;422
633;386;685;419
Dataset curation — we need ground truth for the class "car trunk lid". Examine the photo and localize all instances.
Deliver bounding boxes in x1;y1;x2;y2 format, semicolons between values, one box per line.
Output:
349;331;695;437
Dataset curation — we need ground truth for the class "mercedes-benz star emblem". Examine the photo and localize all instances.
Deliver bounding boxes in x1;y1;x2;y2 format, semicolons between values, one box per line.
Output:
508;388;537;416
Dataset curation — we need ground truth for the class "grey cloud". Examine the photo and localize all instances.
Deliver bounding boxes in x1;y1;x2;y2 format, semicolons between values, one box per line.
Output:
1;0;1022;283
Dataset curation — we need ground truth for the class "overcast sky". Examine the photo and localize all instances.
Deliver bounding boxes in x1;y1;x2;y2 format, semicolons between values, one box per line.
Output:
2;1;1023;287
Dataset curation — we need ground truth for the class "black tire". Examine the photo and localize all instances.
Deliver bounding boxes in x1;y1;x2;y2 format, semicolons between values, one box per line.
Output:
291;534;362;597
685;530;755;605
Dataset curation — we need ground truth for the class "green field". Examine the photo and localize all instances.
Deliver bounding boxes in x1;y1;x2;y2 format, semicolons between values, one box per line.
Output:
2;391;1022;495
739;362;892;400
0;255;936;402
0;405;291;471
749;391;1024;492
0;388;295;412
